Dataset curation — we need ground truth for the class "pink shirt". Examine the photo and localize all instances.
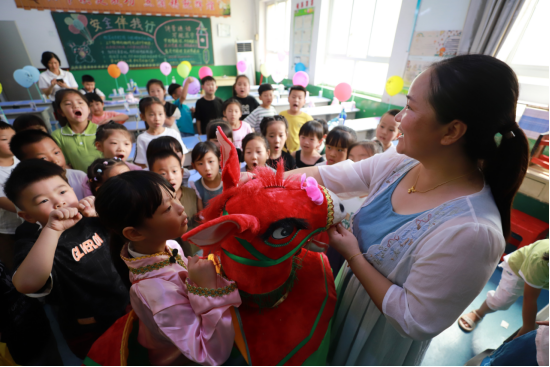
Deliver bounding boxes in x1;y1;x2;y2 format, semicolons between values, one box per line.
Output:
232;121;253;150
91;111;126;125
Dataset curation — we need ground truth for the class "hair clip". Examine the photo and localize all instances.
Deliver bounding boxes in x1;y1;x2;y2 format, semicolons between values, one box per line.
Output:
93;177;98;181
169;248;178;264
96;168;102;173
113;157;121;161
103;161;108;165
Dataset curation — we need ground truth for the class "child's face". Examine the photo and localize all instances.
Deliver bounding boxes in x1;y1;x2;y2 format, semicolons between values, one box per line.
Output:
59;94;89;126
235;78;250;98
18;176;79;226
376;114;400;148
170;86;183;100
203;80;217;95
224;103;242;123
148;83;165;102
266;122;287;156
139;187;188;241
325;144;348;165
259;90;274;106
299;134;321;153
89;100;104;116
244;138;269;169
22;138;67;168
348;145;373;162
96;131;133;161
288;90;306;113
141;104;166;129
151;156;183;193
193;151;220;182
83;81;95;92
0;128;16;158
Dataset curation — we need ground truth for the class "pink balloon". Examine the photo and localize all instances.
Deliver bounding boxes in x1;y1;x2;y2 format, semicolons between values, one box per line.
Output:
68;25;80;34
77;14;88;27
117;61;129;75
277;51;286;62
160;62;172;76
292;71;309;88
334;82;352;101
236;60;247;73
198;66;213;79
272;69;284;84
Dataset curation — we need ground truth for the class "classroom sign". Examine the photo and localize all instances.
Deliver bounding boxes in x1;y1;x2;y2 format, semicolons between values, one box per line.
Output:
51;12;214;70
16;0;230;17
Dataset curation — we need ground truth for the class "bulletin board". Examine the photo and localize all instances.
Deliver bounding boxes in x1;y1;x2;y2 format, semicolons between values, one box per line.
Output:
292;7;314;70
51;12;214;70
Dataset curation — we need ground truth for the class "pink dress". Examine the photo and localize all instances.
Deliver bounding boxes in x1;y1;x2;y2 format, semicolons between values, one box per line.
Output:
231;121;253;150
121;241;241;366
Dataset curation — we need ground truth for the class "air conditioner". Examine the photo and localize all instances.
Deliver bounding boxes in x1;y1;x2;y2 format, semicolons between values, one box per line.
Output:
235;40;256;85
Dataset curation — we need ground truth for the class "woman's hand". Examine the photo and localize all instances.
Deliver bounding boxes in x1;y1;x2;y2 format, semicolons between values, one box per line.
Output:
328;223;361;260
57;80;69;88
50;78;58;86
188;256;217;289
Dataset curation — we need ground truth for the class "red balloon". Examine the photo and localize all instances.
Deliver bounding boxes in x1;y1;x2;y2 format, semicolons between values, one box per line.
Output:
334;82;352;101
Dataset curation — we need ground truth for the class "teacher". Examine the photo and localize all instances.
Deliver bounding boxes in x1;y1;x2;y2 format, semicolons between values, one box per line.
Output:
287;55;529;365
38;51;78;101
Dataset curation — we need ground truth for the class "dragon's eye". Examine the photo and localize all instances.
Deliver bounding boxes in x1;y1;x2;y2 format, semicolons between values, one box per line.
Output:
272;224;294;240
261;218;310;247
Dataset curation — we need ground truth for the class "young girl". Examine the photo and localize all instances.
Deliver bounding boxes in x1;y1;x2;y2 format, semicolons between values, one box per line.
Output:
347;140;383;162
222;98;252;150
293;120;325;168
134;97;187;169
322;125;357;166
374;109;401;154
190;142;223;211
52;89;103;172
260;116;296;171
146;79;181;132
95;122;142;171
94;171;240;366
241;133;274;173
86;158;130;195
232;75;259;120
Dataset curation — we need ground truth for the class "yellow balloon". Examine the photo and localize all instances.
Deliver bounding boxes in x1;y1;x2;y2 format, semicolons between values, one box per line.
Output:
385;76;404;96
0;83;2;94
182;61;192;71
260;64;271;77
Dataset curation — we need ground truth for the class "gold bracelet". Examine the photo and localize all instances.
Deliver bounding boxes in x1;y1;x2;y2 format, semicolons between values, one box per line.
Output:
347;253;363;267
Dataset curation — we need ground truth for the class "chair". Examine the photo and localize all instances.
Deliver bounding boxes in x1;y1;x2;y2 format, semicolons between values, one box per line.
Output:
503;209;549;261
530;134;549;170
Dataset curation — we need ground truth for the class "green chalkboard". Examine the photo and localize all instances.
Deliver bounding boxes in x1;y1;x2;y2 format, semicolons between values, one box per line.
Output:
51;12;214;70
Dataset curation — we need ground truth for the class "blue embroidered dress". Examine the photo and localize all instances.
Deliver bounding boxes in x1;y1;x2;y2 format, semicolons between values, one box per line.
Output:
318;153;505;365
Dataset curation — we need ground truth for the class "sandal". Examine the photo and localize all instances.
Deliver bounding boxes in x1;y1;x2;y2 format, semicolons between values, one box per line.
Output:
458;310;482;332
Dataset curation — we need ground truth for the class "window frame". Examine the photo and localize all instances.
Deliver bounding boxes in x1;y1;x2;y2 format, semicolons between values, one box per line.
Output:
263;0;292;79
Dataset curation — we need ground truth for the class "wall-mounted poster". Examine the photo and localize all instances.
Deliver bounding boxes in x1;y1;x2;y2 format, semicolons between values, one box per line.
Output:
293;7;314;71
409;30;462;57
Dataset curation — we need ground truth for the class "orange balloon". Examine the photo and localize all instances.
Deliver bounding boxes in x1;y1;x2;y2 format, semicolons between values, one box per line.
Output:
108;64;121;79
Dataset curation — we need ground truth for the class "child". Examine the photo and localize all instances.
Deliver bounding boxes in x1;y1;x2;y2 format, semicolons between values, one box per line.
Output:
260;116;296;171
232;75;259;120
80;75;105;100
240;133;274;173
167;77;195;136
51;89;103;172
375;109;401;154
9;129;88;200
280;86;313;152
5;159;129;359
222;98;252;150
322;125;357;166
459;239;549;337
86;93;129;125
94;171;240;365
206;119;244;162
147;79;180;132
190;142;223;211
134;97;187;169
12;114;48;133
86;158;130;195
0;122;22;273
146;136;191;186
94;122;142;171
293;120;325;168
194;76;224;135
244;84;277;133
347;140;383;162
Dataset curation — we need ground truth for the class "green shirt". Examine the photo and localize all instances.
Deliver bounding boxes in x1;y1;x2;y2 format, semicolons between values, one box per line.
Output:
508;239;549;289
52;122;103;173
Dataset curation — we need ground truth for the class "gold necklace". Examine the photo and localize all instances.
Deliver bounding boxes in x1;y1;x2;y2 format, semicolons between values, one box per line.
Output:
408;168;477;194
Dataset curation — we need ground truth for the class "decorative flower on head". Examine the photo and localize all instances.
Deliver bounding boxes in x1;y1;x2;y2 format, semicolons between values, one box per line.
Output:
301;174;323;205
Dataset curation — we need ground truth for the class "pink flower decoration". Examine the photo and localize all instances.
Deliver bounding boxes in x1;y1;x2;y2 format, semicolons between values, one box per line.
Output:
301;174;324;205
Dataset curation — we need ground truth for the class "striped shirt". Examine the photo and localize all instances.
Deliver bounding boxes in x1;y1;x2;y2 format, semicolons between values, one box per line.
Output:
244;105;278;133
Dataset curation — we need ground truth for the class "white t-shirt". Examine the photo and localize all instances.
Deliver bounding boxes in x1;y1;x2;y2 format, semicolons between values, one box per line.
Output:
167;108;181;132
38;69;79;101
0;157;23;234
232;121;253;150
80;88;105;98
66;168;87;201
134;128;188;166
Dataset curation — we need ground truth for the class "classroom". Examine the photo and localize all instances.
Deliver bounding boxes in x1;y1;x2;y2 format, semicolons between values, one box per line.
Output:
0;0;548;365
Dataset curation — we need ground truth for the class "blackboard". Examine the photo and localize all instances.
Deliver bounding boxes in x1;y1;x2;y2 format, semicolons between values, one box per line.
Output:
51;12;214;70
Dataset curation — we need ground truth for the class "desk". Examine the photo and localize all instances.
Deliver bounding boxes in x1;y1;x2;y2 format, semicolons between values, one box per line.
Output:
0;99;52;108
103;100;138;111
123;120;146;132
344;117;380;140
250;90;289;99
3;106;52;132
518;165;549;204
301;105;360;121
109;92;203;102
267;96;330;113
215;76;236;87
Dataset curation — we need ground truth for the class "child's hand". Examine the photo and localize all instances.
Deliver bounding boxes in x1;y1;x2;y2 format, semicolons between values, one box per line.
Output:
190;107;196;113
78;196;98;218
327;223;361;260
187;256;217;289
46;207;82;232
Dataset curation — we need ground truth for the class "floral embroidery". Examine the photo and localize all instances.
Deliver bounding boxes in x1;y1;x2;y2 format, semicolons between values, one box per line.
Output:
186;279;237;297
125;252;187;274
320;186;334;229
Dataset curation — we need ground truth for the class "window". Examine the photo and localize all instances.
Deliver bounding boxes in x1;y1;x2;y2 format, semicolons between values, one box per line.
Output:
265;0;292;78
322;0;402;97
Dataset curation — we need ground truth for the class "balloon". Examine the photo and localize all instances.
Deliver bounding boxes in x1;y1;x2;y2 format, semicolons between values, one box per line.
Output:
177;62;191;78
117;61;129;74
334;82;352;102
73;19;84;31
77;14;88;27
13;69;34;88
292;71;309;88
186;77;201;95
68;25;80;34
260;64;270;77
64;17;74;26
295;62;306;72
182;61;192;71
23;66;40;83
0;83;3;94
160;62;172;76
198;66;213;79
278;51;286;61
107;64;121;79
272;69;284;84
385;76;404;96
236;60;247;73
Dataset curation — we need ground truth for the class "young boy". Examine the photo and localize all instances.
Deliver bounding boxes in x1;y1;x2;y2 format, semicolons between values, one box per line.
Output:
80;75;105;100
244;84;277;133
9;130;87;200
375;109;401;154
280;86;313;152
4;159;129;359
168;77;195;136
86;93;129;125
12;114;49;133
0;122;23;272
194;76;223;135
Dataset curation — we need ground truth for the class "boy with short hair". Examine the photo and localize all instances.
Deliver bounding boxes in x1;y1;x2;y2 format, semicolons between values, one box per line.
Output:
12;114;49;133
194;76;223;135
85;93;129;125
244;84;277;133
80;75;105;100
280;86;313;152
168;77;195;136
9;130;87;200
4;159;129;359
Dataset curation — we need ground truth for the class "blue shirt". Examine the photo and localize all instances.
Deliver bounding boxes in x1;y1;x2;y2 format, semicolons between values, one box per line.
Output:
172;99;194;134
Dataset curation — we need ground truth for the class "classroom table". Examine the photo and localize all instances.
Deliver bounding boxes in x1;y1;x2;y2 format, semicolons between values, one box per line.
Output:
250;89;289;99
0;99;52;109
2;106;52;131
123;120;147;132
109;92;203;102
266;96;330;113
103;100;138;111
343;117;380;140
301;105;360;121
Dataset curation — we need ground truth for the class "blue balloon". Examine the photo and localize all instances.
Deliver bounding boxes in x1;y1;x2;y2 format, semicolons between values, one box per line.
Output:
295;62;306;72
13;69;34;88
23;65;40;83
73;19;84;30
